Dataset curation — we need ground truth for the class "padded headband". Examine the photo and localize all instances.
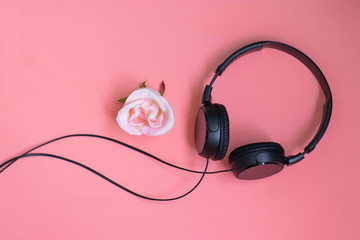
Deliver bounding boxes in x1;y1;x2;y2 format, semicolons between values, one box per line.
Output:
202;41;333;164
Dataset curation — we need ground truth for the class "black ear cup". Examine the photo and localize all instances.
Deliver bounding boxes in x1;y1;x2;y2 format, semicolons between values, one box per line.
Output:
229;142;286;180
194;103;229;160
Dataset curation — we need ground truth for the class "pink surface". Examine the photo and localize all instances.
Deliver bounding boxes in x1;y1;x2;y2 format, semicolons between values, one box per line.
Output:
1;0;359;239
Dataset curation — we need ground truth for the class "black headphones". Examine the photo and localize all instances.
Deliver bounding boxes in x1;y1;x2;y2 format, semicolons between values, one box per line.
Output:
195;41;333;180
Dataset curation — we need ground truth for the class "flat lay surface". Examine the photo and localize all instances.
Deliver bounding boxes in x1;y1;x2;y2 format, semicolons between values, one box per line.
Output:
1;0;359;239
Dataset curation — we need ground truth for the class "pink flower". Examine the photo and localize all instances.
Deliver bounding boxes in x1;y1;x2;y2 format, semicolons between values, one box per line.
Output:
116;87;175;136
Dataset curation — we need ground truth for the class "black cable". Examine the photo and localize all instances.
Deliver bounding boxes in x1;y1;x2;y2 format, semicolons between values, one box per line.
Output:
6;134;231;174
2;153;209;201
0;134;231;201
0;159;16;174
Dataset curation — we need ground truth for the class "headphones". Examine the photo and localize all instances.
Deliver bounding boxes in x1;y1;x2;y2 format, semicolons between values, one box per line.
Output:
195;41;333;180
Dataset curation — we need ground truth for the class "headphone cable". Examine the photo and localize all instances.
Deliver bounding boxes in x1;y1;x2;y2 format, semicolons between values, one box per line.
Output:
1;134;231;175
0;134;231;201
1;153;209;201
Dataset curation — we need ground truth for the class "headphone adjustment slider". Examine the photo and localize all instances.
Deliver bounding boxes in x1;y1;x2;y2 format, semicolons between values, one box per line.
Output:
286;152;305;165
216;65;224;76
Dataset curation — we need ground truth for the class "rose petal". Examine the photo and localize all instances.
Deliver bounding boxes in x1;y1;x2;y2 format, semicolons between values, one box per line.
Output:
150;95;175;135
148;112;165;128
129;107;147;126
117;99;145;135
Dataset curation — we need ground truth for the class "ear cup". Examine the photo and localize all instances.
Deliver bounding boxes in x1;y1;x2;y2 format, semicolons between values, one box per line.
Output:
229;142;285;180
213;104;229;160
194;103;229;160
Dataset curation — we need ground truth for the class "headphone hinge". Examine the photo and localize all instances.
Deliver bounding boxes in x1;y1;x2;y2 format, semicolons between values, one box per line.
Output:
202;85;213;104
286;152;305;165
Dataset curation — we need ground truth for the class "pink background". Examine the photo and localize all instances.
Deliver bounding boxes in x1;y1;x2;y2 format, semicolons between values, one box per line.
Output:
1;0;359;239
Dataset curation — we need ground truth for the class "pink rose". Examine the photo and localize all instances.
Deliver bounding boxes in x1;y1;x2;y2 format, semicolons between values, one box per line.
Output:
116;87;175;136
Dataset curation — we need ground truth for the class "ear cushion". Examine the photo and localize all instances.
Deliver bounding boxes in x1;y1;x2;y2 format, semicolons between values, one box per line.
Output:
229;142;284;163
213;104;229;160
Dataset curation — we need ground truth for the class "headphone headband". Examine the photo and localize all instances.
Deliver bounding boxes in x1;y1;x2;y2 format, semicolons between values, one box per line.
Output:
202;41;333;164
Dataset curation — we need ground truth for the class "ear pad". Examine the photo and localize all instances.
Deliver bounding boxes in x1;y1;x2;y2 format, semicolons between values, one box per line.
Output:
194;103;229;160
214;104;229;160
229;142;286;180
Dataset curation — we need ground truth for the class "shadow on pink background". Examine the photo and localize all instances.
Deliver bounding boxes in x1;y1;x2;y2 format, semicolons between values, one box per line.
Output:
1;0;359;239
